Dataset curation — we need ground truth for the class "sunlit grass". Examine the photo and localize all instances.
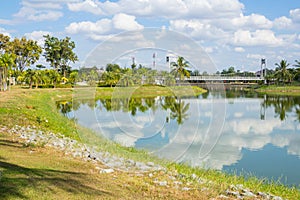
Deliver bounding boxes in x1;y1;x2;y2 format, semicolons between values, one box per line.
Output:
256;85;300;96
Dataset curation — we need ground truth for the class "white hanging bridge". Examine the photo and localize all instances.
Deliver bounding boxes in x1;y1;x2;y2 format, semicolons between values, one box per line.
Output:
184;75;263;81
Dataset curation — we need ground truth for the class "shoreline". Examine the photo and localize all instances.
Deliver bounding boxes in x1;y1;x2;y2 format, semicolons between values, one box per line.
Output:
1;125;287;200
0;87;299;199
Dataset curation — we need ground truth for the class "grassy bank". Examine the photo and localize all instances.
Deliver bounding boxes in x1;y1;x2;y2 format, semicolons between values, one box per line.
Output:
0;87;299;199
256;85;300;96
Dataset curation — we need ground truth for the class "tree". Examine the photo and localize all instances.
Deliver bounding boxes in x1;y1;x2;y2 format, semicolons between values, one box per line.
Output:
106;63;121;72
22;69;36;89
170;56;190;83
221;66;236;75
293;60;300;81
7;37;42;72
43;35;78;77
274;60;293;84
0;34;10;51
0;53;15;91
47;69;61;88
102;71;120;87
69;71;78;84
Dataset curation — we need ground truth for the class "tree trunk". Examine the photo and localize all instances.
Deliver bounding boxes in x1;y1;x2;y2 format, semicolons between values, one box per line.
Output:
29;79;33;89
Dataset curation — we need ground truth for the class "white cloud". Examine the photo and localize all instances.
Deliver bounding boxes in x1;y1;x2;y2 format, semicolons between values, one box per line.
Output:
232;29;284;47
65;13;143;40
67;0;104;15
112;13;143;31
24;30;52;46
22;0;63;9
246;53;265;60
14;6;63;22
66;19;112;35
66;0;243;19
169;19;228;40
274;16;293;29
290;8;300;23
231;14;273;29
234;47;245;52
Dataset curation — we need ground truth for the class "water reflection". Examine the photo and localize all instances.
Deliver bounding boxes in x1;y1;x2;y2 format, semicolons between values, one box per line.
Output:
57;92;300;185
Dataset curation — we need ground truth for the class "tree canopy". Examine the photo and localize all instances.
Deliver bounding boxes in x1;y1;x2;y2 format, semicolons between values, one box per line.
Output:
43;35;78;77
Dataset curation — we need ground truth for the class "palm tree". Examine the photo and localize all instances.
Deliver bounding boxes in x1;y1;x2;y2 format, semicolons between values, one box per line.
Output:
47;69;61;88
293;60;300;81
102;71;120;87
23;69;36;89
170;56;190;84
0;53;15;91
274;60;293;84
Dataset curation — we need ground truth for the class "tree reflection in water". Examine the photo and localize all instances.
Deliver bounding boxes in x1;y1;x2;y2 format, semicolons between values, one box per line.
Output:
57;95;191;125
57;92;300;124
263;95;300;121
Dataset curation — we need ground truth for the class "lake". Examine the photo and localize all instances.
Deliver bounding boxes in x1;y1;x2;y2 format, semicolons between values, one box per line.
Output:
57;89;300;186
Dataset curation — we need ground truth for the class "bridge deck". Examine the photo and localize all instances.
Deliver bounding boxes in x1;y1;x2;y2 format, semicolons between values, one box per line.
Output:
185;76;263;81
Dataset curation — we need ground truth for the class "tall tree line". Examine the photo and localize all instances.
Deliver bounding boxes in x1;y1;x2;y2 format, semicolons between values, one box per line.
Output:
0;33;78;91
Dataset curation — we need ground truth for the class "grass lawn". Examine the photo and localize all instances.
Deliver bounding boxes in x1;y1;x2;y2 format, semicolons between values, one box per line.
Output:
0;86;299;199
0;131;213;200
256;85;300;96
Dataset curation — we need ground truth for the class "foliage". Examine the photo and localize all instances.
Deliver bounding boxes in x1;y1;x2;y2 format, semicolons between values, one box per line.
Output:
7;37;42;72
43;35;78;77
293;60;300;81
221;66;236;75
0;53;16;91
170;56;190;81
274;60;293;84
106;63;121;72
0;33;10;50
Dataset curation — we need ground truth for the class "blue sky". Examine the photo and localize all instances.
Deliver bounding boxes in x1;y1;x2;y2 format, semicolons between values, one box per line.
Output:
0;0;300;72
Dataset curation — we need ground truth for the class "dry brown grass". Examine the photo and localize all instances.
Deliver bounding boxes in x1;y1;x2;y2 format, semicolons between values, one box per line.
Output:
0;131;221;200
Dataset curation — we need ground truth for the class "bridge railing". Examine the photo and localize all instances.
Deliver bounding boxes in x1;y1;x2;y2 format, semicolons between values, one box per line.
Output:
184;75;263;81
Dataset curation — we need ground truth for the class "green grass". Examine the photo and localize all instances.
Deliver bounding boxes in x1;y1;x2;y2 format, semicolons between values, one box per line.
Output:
1;87;300;199
256;85;300;96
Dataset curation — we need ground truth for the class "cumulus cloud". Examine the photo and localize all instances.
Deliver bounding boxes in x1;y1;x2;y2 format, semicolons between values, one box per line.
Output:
231;13;273;29
169;19;228;40
67;0;104;15
290;8;300;23
232;29;284;47
112;13;143;31
274;16;293;29
65;13;143;40
66;19;112;34
234;47;245;53
24;30;52;46
71;0;243;19
13;4;63;22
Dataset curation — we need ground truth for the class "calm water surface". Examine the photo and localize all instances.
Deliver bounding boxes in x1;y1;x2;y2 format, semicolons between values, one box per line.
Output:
57;90;300;186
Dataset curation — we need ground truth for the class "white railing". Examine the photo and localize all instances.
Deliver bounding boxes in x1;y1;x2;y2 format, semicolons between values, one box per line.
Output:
185;76;263;81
